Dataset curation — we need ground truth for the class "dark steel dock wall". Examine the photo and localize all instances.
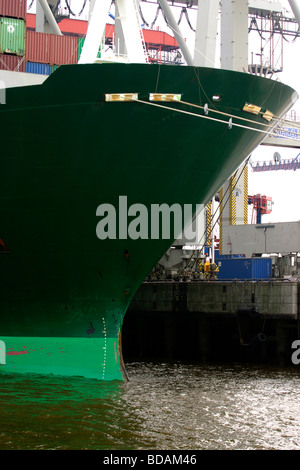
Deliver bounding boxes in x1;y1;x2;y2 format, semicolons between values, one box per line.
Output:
122;281;300;366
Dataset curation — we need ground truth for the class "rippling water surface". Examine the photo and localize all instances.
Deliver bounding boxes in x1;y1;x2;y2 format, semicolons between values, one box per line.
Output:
1;362;300;450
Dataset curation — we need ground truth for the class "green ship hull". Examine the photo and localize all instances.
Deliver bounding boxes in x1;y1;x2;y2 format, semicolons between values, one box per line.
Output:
0;63;297;380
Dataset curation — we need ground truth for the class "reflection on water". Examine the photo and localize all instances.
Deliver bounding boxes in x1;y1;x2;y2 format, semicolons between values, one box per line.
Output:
0;362;300;450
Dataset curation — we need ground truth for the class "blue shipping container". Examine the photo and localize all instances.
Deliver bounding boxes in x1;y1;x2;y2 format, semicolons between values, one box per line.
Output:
217;257;272;280
25;62;52;75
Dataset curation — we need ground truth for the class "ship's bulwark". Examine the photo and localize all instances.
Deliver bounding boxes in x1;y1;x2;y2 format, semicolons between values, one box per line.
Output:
0;63;297;380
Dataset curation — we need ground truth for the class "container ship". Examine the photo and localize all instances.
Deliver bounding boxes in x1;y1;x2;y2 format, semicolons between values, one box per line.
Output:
0;1;298;380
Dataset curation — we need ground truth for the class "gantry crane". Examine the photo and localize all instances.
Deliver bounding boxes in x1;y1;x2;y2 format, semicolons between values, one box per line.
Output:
250;152;300;172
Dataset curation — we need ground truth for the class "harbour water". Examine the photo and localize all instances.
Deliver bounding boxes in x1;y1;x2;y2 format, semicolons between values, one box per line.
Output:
1;361;300;451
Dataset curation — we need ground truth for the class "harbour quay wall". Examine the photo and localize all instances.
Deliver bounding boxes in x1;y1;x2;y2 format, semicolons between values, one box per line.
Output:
123;281;300;366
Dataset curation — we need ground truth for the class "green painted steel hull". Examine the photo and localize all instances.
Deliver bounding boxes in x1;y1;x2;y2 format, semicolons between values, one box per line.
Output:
0;63;297;380
1;336;121;380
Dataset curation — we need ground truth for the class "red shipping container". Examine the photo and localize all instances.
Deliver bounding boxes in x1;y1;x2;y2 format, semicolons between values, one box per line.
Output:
0;0;27;19
26;30;51;64
0;53;25;71
50;34;78;65
26;31;78;65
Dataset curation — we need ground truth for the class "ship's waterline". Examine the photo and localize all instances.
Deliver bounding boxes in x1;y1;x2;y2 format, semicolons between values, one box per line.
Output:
1;336;123;381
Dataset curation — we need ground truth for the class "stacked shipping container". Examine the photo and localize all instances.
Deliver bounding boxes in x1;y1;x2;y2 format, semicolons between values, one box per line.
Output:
0;0;27;19
216;258;273;280
0;53;25;72
0;0;26;72
0;17;26;55
26;31;78;67
25;61;51;75
25;29;51;64
0;1;78;76
1;3;180;75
